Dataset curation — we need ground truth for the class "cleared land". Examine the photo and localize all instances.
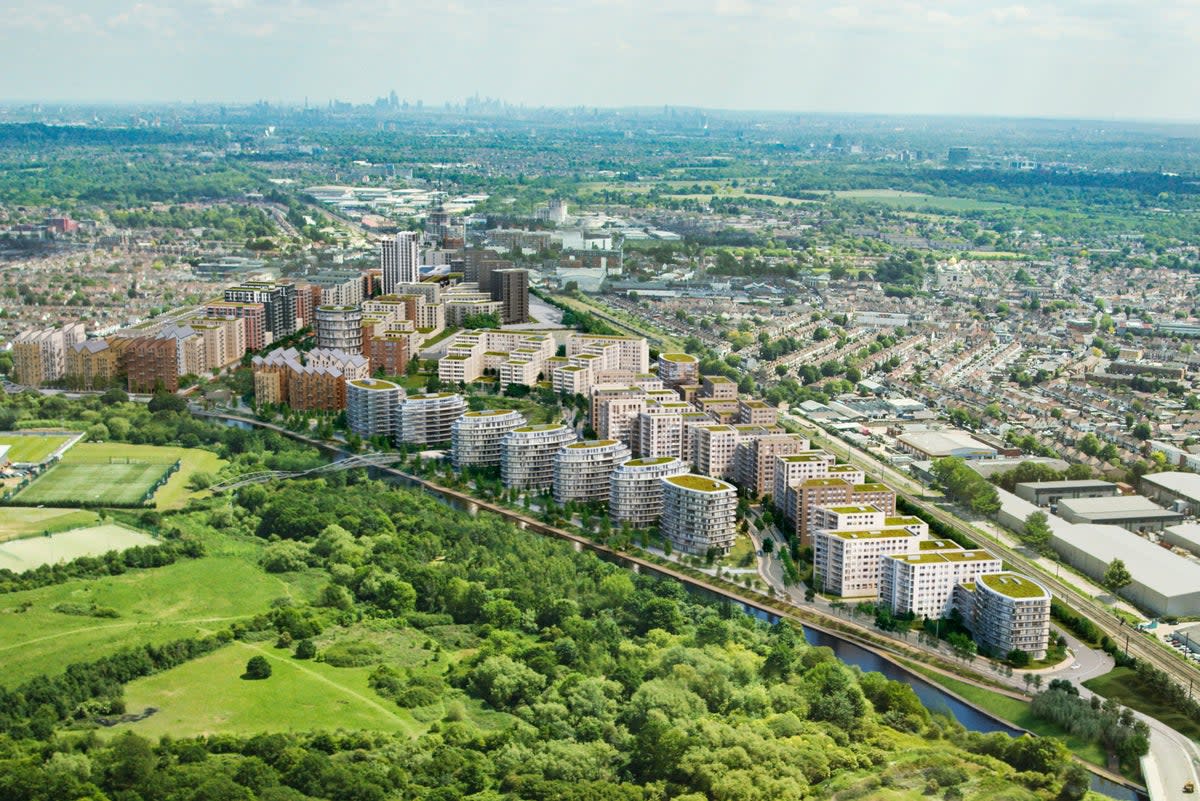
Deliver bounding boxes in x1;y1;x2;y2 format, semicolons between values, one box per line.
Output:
0;554;322;687
0;433;75;464
830;189;1009;212
0;523;155;573
13;442;225;510
0;507;98;542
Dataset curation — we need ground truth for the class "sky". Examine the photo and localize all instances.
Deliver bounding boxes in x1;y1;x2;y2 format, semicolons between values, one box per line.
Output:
2;0;1199;121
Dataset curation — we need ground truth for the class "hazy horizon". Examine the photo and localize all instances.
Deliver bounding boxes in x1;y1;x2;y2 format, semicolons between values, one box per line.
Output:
3;1;1200;122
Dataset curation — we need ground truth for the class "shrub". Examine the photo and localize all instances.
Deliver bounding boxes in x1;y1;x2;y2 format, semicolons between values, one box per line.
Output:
244;656;272;680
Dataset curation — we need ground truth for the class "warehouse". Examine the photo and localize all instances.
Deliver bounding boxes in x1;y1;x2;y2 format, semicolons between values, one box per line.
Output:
1014;480;1119;508
1054;495;1184;532
997;488;1200;616
1162;524;1200;558
896;429;997;460
1140;471;1200;516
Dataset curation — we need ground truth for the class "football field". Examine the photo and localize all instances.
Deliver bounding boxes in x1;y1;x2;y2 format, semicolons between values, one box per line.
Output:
16;461;174;506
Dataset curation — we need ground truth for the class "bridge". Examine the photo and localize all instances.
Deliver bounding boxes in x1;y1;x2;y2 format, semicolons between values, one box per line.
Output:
209;451;407;492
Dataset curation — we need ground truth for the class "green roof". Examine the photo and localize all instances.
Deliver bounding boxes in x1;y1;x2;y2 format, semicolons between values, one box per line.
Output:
855;483;890;492
829;505;878;514
349;379;400;390
624;456;676;467
827;527;921;541
665;474;734;493
979;573;1048;599
464;409;517;417
803;478;851;487
703;375;735;383
566;439;618;449
660;353;698;363
918;539;963;551
513;424;568;433
885;516;924;526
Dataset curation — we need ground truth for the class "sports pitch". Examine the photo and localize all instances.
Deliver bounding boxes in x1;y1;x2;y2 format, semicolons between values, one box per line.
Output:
16;461;174;507
0;433;76;464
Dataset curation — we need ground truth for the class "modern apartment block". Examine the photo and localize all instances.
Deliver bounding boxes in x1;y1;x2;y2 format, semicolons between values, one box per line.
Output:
636;402;691;459
660;474;739;556
65;339;119;390
122;336;179;393
734;433;810;498
204;301;267;352
736;398;778;426
552;439;632;504
437;329;554;390
251;347;369;411
315;305;364;353
810;504;887;533
609;456;688;528
346;378;404;439
12;323;85;386
224;281;297;340
451;409;526;469
381;231;420;293
812;525;926;598
657;352;699;387
501;423;578;490
690;424;740;479
701;374;738;400
396;392;467;445
567;334;650;373
880;543;1003;619
364;329;411;376
955;572;1052;660
493;268;529;324
591;385;647;443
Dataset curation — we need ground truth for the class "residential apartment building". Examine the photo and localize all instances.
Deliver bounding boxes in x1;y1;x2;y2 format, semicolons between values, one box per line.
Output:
812;526;926;598
12;323;85;386
251;347;369;411
122;336;179;393
64;339;118;390
737;398;778;426
224;281;297;340
690;424;740;479
567;334;650;373
437;329;555;390
397;392;467;445
381;231;420;293
501;424;577;490
657;352;699;387
592;385;647;443
660;474;738;556
451;409;526;469
315;305;364;353
733;433;810;498
955;572;1051;660
493;268;529;324
879;543;1003;619
609;456;688;528
346;378;404;439
204;301;267;352
553;439;632;504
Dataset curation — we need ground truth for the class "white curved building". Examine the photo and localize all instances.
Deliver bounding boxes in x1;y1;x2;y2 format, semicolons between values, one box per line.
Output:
346;378;404;438
501;423;577;490
660;474;738;556
451;409;526;469
553;439;632;505
609;456;688;528
396;392;467;445
657;352;699;387
956;572;1052;660
315;305;363;353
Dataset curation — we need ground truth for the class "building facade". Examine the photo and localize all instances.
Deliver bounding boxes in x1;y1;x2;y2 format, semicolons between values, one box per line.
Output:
451;409;526;469
501;424;577;490
956;572;1051;660
660;474;738;556
397;392;467;445
346;378;404;439
609;456;688;528
552;439;632;504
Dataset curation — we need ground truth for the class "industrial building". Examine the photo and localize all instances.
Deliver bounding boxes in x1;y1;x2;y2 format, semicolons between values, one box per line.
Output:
1054;495;1184;532
1014;480;1119;508
1140;471;1200;516
896;429;997;460
997;488;1200;616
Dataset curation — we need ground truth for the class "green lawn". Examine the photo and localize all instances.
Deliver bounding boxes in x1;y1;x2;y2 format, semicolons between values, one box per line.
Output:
115;641;417;737
17;461;175;506
15;442;226;510
1084;667;1200;743
830;189;1010;213
115;623;510;738
903;662;1111;770
719;534;757;568
0;433;75;464
0;507;98;542
0;555;321;687
0;523;156;573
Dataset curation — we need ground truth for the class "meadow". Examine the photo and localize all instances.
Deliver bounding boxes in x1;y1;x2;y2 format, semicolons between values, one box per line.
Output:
0;432;76;464
0;523;155;573
0;549;322;687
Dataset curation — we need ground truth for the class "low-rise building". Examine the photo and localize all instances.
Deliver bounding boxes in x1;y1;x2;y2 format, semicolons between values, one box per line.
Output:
1014;480;1119;507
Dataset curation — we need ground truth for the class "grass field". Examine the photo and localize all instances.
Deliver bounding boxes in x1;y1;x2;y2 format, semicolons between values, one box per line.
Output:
0;433;76;464
903;662;1110;769
0;554;323;687
18;461;175;506
1084;667;1200;743
0;523;155;573
115;623;510;738
14;442;226;510
830;189;1010;212
0;507;98;542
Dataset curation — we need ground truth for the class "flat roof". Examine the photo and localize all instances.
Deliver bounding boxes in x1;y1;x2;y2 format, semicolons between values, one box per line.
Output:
624;456;677;467
464;409;518;417
826;527;922;541
894;550;1000;565
1015;480;1117;491
898;430;996;456
565;439;619;449
855;483;890;492
665;474;735;493
659;353;698;363
979;573;1048;599
828;505;878;514
1141;471;1200;501
919;539;964;551
349;378;400;390
885;516;924;526
513;424;569;433
1056;495;1176;516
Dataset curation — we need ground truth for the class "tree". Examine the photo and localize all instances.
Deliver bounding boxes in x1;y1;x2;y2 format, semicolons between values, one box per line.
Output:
244;655;272;680
294;639;316;659
1023;511;1052;553
1102;559;1133;594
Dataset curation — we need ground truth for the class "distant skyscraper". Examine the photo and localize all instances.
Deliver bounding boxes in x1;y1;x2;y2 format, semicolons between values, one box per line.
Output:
381;232;420;293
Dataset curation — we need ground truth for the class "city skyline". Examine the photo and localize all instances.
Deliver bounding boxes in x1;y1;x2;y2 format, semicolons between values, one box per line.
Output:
4;0;1200;122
